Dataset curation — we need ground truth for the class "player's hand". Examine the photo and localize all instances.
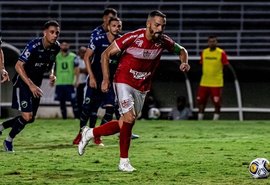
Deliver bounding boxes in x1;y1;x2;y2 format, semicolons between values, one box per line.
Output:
89;76;97;89
29;84;43;98
101;79;110;93
179;63;190;72
49;74;56;86
1;69;10;83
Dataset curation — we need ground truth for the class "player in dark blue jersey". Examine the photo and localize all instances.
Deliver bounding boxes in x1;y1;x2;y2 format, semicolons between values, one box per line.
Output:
73;17;122;146
0;35;10;83
88;8;118;50
0;20;60;152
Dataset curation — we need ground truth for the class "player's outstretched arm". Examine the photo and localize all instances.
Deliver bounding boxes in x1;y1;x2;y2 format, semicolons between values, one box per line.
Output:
173;43;190;72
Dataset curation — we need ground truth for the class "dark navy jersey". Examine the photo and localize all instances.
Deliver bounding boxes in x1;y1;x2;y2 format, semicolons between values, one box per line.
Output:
88;25;106;49
13;37;60;86
88;33;120;83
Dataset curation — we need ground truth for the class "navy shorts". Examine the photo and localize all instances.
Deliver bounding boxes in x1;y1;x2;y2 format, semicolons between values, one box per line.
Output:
12;81;40;114
54;85;76;101
83;84;115;109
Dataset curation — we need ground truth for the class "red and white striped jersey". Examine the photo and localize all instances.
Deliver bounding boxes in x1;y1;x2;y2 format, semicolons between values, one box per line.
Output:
114;28;175;92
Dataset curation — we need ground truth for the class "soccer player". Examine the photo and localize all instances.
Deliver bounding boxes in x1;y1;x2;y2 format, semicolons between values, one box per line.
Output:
196;35;230;120
73;17;122;146
0;20;60;152
78;10;190;172
0;35;10;83
53;41;80;119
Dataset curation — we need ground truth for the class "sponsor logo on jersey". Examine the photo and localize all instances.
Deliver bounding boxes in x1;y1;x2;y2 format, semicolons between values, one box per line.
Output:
129;69;151;80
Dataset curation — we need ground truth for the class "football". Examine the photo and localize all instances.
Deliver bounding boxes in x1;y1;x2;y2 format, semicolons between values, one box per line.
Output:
148;108;161;119
249;158;270;179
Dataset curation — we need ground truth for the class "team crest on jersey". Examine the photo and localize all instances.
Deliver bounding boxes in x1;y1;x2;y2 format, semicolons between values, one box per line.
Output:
135;39;143;47
120;99;131;109
21;101;28;108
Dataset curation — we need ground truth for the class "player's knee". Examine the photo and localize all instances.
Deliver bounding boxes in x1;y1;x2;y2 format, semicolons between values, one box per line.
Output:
123;114;136;124
21;114;33;122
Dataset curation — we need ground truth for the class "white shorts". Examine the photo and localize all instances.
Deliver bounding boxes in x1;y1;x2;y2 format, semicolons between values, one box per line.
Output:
113;82;147;117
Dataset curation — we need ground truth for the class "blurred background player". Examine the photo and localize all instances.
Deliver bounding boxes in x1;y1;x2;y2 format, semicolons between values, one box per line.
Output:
80;7;118;132
75;46;87;115
168;96;193;120
0;20;60;152
78;10;190;172
73;17;122;146
0;35;10;83
53;41;80;119
196;35;230;120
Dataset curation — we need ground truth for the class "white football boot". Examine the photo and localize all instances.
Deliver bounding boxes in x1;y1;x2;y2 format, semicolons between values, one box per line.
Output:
118;158;136;172
78;126;93;156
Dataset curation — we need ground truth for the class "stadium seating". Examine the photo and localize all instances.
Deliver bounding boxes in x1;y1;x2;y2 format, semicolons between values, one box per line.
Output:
1;1;270;56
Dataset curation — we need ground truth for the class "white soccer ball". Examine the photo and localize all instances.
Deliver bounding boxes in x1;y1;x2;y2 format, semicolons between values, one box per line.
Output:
249;158;270;179
148;108;161;119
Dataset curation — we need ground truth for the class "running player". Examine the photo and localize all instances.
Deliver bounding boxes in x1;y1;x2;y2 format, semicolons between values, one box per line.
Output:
0;20;60;152
78;10;190;172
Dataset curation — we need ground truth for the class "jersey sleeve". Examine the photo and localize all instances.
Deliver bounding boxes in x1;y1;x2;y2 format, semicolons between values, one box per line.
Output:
74;56;80;67
88;35;100;51
162;34;175;53
18;40;37;63
221;50;229;65
115;31;138;51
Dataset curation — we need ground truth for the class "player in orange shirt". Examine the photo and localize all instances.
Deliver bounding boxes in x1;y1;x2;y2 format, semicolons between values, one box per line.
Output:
196;35;230;120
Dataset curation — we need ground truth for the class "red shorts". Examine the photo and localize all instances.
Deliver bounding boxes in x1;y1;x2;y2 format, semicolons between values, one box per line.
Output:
196;86;222;106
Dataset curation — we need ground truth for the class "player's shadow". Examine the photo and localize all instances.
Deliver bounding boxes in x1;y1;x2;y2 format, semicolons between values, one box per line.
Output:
21;143;73;150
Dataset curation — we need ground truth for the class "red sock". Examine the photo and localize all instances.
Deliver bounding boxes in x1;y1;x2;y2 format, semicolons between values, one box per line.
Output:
120;121;134;158
93;120;120;137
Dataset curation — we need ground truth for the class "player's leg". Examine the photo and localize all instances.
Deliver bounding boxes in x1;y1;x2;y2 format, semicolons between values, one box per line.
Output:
68;85;80;119
73;86;99;145
196;86;209;120
3;85;38;152
210;87;222;120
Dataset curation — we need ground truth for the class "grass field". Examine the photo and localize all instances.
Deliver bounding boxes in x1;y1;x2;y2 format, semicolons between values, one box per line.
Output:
0;119;270;185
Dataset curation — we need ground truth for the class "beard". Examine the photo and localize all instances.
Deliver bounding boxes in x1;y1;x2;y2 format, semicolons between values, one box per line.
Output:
149;26;163;41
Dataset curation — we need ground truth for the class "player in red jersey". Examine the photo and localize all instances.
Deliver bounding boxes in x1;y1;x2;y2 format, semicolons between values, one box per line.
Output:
78;10;190;172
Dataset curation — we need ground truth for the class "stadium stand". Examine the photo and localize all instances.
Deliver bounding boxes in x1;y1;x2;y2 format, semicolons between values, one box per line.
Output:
1;1;270;120
1;1;270;56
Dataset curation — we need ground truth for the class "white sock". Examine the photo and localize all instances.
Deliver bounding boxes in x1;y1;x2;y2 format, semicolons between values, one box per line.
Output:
213;113;220;120
198;113;204;120
0;124;4;132
6;135;13;142
120;158;129;163
85;128;94;140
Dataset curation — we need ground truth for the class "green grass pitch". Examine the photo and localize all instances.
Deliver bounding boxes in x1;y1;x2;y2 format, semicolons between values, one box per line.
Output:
0;119;270;184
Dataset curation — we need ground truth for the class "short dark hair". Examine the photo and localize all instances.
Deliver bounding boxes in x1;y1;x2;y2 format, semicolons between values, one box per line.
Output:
148;10;166;19
208;35;217;40
103;8;117;17
43;20;60;30
109;17;121;24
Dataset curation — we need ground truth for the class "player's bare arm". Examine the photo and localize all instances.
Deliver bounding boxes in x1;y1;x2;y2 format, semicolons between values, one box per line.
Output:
49;62;56;86
100;41;120;92
173;43;190;72
84;48;97;88
0;48;10;83
15;60;43;98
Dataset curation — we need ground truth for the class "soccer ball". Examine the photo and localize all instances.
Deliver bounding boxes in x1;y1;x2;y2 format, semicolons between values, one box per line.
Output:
249;158;270;179
148;108;161;119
